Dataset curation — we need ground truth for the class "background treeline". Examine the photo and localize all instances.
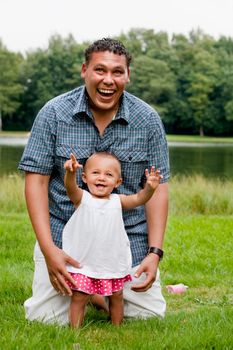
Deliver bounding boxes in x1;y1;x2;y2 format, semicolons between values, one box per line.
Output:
1;28;233;135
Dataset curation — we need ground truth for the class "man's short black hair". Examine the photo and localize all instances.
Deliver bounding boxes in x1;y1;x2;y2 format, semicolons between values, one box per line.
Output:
85;38;132;67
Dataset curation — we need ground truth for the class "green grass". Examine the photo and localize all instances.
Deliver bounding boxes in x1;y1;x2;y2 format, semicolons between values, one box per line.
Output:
1;131;233;143
0;131;29;137
0;174;26;213
1;175;233;349
2;174;233;216
167;135;233;143
169;174;233;215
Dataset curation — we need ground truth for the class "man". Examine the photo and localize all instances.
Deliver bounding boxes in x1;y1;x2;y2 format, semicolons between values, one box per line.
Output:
19;38;169;324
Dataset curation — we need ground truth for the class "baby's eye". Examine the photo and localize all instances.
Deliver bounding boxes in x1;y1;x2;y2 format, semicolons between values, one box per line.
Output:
106;173;113;177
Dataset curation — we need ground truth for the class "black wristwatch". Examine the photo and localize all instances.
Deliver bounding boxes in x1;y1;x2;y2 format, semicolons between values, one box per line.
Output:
147;247;164;260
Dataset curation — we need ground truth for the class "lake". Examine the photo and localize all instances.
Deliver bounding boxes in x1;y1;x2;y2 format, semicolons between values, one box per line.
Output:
0;140;233;179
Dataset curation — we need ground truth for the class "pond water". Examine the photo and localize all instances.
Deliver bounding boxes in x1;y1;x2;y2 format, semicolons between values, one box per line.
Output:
0;141;233;179
169;143;233;179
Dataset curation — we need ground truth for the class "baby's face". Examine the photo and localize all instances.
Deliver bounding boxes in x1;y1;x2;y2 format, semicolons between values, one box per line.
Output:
82;154;122;199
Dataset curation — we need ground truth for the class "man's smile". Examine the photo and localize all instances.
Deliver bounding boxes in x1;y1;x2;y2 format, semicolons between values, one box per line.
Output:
97;88;115;97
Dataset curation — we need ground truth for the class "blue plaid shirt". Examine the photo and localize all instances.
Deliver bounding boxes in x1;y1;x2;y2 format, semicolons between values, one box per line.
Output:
19;86;170;266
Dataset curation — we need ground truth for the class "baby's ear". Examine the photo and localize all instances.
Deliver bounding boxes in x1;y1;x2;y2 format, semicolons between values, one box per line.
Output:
115;177;123;188
82;172;87;183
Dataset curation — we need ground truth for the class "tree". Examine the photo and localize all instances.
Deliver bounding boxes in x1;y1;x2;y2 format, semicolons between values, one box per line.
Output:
18;35;86;129
171;31;219;135
225;100;233;121
127;55;176;119
0;41;24;130
208;37;233;135
1;29;233;135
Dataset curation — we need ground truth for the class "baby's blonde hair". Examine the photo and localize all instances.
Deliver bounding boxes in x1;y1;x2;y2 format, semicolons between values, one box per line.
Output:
84;152;121;174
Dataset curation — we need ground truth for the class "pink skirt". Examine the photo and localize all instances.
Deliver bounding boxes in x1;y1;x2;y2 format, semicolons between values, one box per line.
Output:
66;273;132;296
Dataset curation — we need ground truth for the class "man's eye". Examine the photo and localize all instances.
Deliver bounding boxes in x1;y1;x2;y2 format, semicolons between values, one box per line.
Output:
95;68;104;73
114;70;123;76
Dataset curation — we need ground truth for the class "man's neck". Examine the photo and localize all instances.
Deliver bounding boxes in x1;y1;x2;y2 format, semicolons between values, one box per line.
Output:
91;109;118;136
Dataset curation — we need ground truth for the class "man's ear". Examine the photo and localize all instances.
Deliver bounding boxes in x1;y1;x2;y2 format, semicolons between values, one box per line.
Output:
115;177;123;188
126;67;130;83
81;63;87;79
82;172;87;183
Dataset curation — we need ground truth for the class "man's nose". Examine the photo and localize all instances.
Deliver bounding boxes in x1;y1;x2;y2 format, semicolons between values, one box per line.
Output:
103;72;114;84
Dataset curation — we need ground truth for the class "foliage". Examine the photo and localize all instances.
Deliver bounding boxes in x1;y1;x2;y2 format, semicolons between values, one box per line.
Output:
1;29;233;135
128;55;176;116
0;41;24;131
12;35;87;130
1;172;233;215
0;174;26;213
169;174;233;215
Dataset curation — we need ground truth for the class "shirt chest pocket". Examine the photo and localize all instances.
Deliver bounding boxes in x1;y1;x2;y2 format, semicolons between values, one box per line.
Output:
111;148;148;189
55;145;92;180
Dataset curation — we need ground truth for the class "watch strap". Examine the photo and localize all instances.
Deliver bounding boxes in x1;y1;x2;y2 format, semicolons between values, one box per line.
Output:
147;247;164;260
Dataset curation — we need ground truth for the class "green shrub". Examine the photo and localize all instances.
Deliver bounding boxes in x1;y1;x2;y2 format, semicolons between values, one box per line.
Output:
169;175;233;215
1;173;233;215
0;174;26;213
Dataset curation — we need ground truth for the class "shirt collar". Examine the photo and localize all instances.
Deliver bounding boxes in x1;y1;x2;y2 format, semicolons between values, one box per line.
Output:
115;94;130;124
72;86;129;124
72;86;91;118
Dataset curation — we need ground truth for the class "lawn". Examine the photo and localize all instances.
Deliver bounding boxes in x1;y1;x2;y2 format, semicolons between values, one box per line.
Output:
1;131;233;144
0;175;233;350
167;135;233;144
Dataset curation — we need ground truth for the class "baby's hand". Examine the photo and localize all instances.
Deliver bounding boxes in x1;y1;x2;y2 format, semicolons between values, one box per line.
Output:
64;153;83;172
145;166;163;190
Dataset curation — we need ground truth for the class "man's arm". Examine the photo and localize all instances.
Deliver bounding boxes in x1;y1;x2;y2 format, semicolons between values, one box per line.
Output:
131;182;169;292
25;172;80;295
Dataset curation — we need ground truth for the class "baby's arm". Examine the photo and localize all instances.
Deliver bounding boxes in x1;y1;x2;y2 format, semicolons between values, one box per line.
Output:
64;153;83;208
120;167;163;210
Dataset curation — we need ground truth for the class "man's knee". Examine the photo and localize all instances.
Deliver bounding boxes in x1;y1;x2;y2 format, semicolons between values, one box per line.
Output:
122;267;166;319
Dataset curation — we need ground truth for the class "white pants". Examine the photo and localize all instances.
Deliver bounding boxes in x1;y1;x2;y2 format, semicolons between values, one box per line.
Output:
24;242;166;325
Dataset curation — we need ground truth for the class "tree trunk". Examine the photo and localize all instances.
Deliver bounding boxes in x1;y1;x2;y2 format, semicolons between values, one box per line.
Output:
0;109;2;132
199;125;204;137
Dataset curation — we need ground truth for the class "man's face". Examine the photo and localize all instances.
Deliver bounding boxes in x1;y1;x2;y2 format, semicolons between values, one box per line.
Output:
81;51;130;113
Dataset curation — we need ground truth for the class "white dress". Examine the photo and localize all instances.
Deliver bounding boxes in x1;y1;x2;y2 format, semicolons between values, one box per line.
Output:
62;190;132;279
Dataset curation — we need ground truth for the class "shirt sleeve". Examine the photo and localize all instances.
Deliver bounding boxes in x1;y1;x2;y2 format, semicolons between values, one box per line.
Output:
18;103;57;175
147;112;170;183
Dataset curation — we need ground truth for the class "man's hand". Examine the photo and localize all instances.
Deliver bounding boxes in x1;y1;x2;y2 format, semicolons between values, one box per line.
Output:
44;245;81;296
131;253;160;292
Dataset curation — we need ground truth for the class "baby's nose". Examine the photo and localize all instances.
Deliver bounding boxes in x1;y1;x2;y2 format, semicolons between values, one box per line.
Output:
98;174;105;181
